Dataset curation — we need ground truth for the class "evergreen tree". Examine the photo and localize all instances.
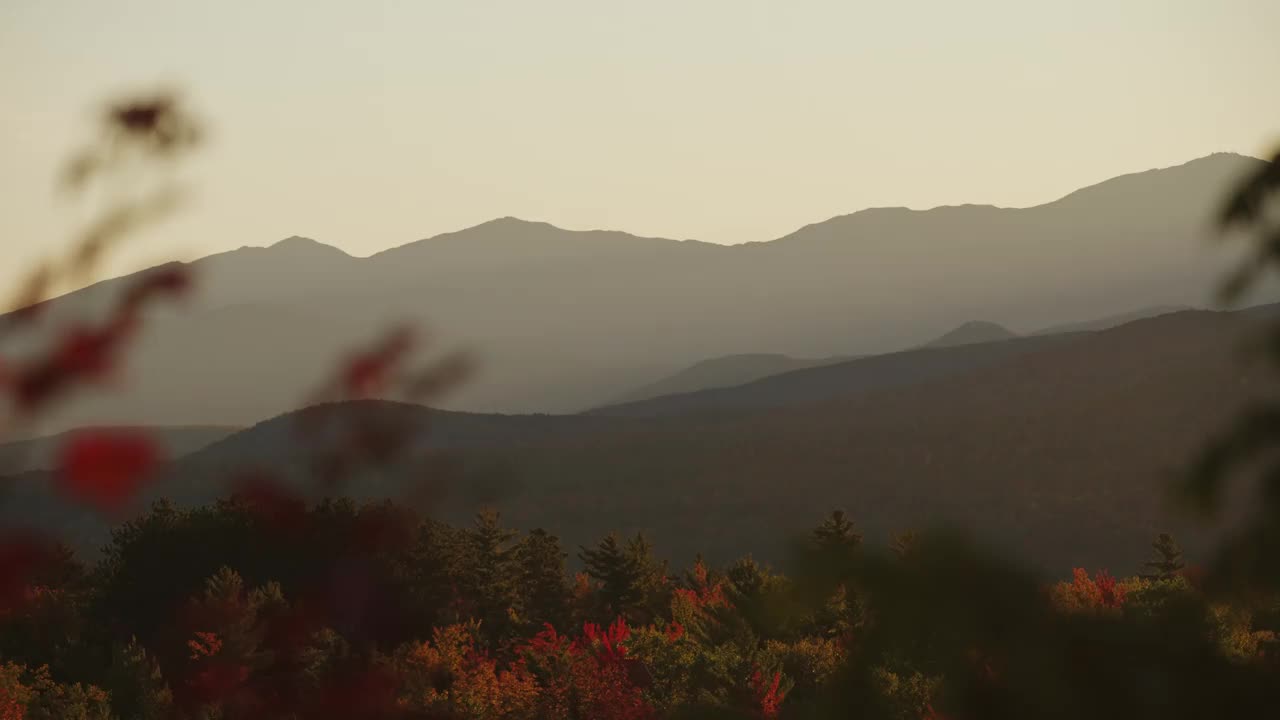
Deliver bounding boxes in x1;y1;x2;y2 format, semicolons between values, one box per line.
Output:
812;510;862;553
806;511;865;638
104;637;172;720
579;533;647;623
1144;533;1186;579
727;555;768;599
625;532;669;624
397;519;462;634
460;509;521;643
514;528;571;631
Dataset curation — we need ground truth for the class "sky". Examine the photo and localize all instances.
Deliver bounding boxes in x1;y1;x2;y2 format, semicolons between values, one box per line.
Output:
2;0;1279;292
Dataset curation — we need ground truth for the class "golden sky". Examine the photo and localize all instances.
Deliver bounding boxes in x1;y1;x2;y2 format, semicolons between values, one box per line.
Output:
3;0;1279;292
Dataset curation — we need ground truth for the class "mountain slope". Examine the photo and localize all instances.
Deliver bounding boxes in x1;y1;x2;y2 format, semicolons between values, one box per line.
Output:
7;304;1276;575
608;353;853;405
1031;305;1189;335
590;333;1078;418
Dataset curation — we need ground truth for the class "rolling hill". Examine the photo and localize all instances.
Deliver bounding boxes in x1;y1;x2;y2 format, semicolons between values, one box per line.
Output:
5;303;1276;576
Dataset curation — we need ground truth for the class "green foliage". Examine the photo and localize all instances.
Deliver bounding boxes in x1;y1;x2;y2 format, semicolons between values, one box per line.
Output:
810;510;862;556
579;532;669;625
459;509;522;645
514;528;571;633
868;666;941;720
102;637;172;720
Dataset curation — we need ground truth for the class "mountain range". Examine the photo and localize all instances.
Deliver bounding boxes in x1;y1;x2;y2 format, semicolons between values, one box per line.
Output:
2;152;1269;435
2;152;1277;575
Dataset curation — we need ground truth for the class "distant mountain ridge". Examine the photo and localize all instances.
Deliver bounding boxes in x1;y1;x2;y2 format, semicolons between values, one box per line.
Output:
1030;305;1188;335
0;426;237;475
3;152;1268;432
7;302;1277;575
607;305;1200;408
609;353;855;405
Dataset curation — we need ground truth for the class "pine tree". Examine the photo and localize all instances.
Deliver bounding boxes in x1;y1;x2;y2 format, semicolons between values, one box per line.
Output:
625;532;669;624
461;509;521;643
105;637;173;720
727;555;768;598
807;511;865;638
812;510;862;556
1144;533;1186;579
580;533;646;623
399;520;462;633
515;528;571;632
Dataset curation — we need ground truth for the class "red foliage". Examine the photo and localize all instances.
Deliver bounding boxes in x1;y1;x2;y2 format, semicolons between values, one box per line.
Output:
1093;570;1126;609
749;669;786;719
1056;568;1128;612
188;631;223;660
517;619;654;720
679;558;728;610
55;429;160;513
583;617;632;664
0;685;21;720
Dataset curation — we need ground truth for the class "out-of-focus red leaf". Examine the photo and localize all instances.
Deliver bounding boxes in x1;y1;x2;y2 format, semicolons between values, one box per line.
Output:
56;429;161;512
57;326;124;378
307;667;399;720
351;505;416;554
120;266;191;317
11;325;127;414
0;532;56;615
341;326;414;399
186;661;250;704
404;351;473;401
230;473;306;534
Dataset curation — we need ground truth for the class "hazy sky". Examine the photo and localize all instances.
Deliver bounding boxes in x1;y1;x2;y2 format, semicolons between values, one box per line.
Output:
3;0;1279;292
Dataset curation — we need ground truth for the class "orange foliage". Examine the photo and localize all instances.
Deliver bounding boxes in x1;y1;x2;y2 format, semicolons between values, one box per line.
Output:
187;631;223;660
1051;568;1127;612
397;624;540;718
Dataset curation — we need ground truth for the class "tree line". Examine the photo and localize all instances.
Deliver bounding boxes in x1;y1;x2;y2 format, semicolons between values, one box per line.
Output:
1;497;1275;719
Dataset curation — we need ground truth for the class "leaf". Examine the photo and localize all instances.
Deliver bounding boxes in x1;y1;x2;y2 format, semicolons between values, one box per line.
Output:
55;429;161;512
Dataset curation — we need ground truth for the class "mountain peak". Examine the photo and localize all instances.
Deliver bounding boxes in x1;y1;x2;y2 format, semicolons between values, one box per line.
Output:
1044;152;1265;209
924;321;1018;349
270;236;349;256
